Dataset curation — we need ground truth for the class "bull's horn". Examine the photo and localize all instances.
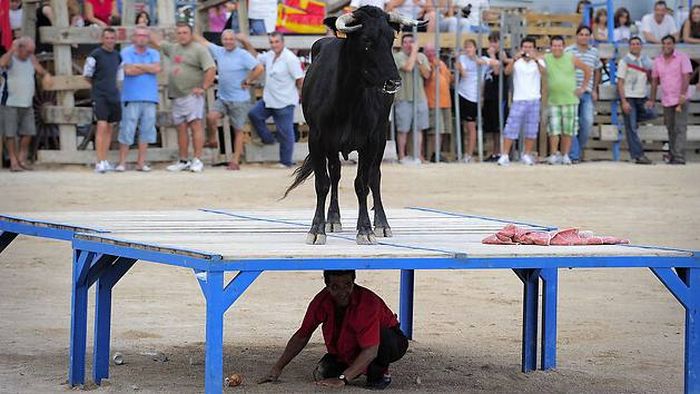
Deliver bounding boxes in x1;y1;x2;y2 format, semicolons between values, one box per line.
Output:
387;11;423;26
336;13;362;33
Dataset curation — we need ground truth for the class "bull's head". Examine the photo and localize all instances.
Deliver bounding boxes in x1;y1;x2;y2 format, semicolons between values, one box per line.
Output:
325;6;424;94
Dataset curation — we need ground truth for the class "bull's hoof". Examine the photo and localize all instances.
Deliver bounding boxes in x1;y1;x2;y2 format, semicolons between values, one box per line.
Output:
356;233;377;245
325;222;343;233
306;233;327;245
373;226;393;238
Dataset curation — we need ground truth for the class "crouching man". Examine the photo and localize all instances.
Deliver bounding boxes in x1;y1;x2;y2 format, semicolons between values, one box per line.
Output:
258;270;408;390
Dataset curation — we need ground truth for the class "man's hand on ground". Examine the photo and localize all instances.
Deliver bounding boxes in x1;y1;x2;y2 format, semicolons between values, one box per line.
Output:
257;367;281;384
316;377;345;388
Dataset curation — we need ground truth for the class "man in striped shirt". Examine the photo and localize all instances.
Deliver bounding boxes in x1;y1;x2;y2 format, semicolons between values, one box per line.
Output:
565;25;602;164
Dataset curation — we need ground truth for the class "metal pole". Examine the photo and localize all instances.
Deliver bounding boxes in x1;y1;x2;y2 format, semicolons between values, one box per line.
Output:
434;6;441;163
607;0;621;161
476;26;484;162
498;10;505;159
454;8;463;161
412;24;419;163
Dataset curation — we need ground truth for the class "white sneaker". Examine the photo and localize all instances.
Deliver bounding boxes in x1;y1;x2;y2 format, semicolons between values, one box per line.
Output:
167;160;191;172
546;152;562;165
461;154;473;164
521;154;535;166
190;158;204;173
114;164;126;172
95;160;111;173
497;155;510;166
561;154;572;165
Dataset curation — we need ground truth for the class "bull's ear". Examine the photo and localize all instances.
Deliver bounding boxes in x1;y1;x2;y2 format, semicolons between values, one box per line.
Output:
324;17;338;32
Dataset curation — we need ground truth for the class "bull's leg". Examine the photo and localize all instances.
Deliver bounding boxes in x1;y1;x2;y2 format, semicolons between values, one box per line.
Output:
326;153;342;233
369;146;392;238
307;148;330;245
355;150;376;245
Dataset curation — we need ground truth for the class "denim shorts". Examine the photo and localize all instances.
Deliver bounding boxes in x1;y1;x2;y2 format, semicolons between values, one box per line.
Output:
119;101;157;145
212;99;250;129
394;100;429;132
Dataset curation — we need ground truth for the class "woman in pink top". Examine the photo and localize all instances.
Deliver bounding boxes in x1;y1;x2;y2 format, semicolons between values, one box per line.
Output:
85;0;118;27
208;5;228;32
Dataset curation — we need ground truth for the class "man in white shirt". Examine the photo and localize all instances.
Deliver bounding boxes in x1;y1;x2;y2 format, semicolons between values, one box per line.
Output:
350;0;386;9
248;0;277;35
498;37;545;166
641;0;678;43
246;32;304;168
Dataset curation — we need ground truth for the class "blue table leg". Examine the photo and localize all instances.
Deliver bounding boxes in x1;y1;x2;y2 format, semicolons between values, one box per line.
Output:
69;250;92;386
540;268;558;370
0;231;18;254
399;269;415;339
651;265;700;394
93;257;137;385
514;269;539;373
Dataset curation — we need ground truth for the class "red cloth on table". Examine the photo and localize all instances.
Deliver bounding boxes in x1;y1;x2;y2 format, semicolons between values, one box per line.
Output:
483;224;629;246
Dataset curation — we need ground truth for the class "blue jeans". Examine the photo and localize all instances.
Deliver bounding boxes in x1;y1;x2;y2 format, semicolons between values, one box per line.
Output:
622;97;656;160
248;100;296;166
249;19;266;35
569;92;593;161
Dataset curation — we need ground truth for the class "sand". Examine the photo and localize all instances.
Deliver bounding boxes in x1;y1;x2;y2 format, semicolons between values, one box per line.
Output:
0;161;698;393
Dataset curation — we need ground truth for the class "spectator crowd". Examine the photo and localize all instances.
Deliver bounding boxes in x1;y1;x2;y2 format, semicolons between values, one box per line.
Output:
0;0;697;173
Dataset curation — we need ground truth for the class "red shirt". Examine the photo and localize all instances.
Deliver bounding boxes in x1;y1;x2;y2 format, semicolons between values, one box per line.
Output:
87;0;113;24
298;285;399;366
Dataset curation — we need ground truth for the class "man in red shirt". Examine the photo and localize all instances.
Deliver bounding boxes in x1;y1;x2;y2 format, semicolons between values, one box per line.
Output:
258;270;408;390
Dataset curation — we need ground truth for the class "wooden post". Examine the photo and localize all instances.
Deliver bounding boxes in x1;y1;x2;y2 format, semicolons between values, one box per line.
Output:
50;0;77;153
21;0;39;40
156;1;175;26
122;0;135;26
238;0;249;35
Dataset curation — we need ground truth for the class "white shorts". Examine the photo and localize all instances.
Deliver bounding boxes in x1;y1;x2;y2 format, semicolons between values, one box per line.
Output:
171;94;205;125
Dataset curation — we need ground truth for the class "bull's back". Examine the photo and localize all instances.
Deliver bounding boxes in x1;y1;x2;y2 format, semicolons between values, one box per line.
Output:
302;38;342;109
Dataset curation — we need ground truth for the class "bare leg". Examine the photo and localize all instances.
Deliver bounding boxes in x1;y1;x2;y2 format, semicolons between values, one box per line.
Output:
206;111;222;148
95;121;111;162
524;138;536;155
228;129;244;170
118;144;129;167
18;136;32;169
561;135;572;155
397;131;408;160
190;119;205;159
465;121;477;157
5;137;21;171
176;122;189;160
548;135;560;155
501;138;514;157
137;142;148;168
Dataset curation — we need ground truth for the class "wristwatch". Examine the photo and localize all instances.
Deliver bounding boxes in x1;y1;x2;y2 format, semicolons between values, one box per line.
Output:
338;374;348;384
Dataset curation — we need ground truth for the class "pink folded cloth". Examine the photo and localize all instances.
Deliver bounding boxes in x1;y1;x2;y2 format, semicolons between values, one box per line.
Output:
482;224;629;246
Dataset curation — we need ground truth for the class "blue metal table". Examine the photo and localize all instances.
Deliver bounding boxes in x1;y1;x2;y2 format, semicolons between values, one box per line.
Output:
1;208;697;393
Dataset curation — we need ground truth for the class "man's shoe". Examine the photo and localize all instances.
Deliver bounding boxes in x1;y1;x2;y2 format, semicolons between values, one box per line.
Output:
635;156;653;165
485;154;500;162
167;160;191;172
546;152;562;165
669;158;686;165
497;154;510;166
190;158;204;173
521;154;535;166
366;374;392;390
561;154;573;165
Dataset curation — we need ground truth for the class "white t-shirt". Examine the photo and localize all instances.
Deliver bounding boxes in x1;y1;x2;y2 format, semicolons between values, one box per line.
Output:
248;0;278;33
641;13;678;42
10;8;23;30
457;54;489;102
613;26;631;42
351;0;386;8
512;58;545;101
455;0;489;27
258;48;305;109
393;0;425;19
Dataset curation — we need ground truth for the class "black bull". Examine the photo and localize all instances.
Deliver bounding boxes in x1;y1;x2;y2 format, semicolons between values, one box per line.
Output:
283;6;422;245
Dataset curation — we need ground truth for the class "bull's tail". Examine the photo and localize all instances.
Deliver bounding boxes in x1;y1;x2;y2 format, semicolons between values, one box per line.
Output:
282;154;314;199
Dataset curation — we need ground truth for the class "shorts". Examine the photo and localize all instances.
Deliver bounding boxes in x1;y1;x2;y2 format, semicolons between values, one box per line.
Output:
482;99;507;134
1;106;36;137
504;100;540;140
93;96;122;123
119;101;157;145
458;96;477;122
172;94;205;125
427;107;453;135
548;104;578;137
394;100;429;132
212;99;250;130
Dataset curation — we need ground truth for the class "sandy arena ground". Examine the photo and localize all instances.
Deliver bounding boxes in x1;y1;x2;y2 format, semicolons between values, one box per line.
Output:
0;161;699;393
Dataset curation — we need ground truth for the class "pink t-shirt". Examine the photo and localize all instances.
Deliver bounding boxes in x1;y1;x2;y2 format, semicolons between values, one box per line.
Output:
652;50;693;107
